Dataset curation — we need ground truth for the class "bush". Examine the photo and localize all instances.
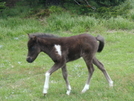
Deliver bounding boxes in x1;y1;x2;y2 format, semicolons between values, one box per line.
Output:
0;5;32;18
0;1;6;12
49;6;64;13
94;0;126;6
93;1;131;18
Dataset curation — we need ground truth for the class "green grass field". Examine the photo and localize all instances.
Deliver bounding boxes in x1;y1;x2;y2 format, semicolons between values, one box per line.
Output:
0;8;134;101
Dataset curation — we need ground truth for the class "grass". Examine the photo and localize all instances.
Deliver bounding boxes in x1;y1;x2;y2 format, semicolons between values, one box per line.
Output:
0;7;134;101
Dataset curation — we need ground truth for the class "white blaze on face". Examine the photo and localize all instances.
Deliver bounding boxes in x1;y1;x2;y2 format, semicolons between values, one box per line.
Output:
54;45;62;56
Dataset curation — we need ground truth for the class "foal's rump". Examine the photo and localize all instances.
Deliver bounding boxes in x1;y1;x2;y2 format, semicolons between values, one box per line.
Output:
64;34;104;62
78;34;104;52
78;34;104;54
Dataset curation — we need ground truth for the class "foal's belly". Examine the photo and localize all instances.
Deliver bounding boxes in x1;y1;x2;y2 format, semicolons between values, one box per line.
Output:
67;53;81;62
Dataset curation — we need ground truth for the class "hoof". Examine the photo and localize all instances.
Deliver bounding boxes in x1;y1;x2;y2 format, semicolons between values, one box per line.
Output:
81;84;89;93
43;90;47;95
66;91;71;95
44;93;47;96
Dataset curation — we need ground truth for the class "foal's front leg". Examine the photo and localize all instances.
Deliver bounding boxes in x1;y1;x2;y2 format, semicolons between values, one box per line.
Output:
62;66;71;95
43;62;64;95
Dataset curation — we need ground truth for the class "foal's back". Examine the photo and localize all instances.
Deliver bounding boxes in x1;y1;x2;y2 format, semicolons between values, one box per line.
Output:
64;34;98;52
60;34;98;62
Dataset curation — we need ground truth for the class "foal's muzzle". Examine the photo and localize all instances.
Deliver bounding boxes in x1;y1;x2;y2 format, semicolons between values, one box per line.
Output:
26;56;34;63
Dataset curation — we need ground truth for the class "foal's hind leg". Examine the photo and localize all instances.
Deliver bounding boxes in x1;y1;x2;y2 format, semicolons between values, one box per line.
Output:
93;57;113;87
82;58;94;93
62;65;71;95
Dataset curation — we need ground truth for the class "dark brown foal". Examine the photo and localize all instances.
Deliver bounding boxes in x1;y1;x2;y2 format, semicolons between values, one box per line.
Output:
26;33;113;95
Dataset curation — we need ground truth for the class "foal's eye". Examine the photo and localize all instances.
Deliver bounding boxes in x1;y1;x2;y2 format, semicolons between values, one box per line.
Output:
30;46;35;51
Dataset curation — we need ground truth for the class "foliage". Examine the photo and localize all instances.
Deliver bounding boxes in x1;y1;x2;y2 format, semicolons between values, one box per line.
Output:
49;5;64;13
0;0;132;18
94;1;131;18
0;0;6;12
0;5;32;18
42;0;127;7
94;0;126;6
26;6;64;18
61;0;131;17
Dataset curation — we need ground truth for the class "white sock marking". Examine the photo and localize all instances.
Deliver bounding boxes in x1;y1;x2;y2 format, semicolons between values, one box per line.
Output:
104;71;113;87
81;84;90;93
66;85;71;95
109;80;114;87
43;72;50;94
54;45;62;56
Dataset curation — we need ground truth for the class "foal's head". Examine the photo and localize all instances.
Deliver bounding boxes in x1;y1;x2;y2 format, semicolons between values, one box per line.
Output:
26;34;41;63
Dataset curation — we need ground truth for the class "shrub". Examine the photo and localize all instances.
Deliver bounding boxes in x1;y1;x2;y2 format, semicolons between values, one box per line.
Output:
0;1;6;12
0;6;32;18
94;1;131;18
49;6;64;13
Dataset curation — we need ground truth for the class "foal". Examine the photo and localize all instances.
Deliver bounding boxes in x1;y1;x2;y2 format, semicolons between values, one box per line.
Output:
26;33;113;95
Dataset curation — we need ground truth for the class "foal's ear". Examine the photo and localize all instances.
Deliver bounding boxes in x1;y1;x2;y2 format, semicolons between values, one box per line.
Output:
31;35;37;41
27;34;31;39
27;34;37;41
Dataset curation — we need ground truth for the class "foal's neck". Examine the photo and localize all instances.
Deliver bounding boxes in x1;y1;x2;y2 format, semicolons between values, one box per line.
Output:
39;38;61;54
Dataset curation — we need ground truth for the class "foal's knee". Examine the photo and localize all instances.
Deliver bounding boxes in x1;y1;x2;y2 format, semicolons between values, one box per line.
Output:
89;64;94;73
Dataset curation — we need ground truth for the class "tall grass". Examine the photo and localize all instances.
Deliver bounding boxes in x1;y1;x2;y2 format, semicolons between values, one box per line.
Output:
45;13;134;33
104;16;134;30
0;17;44;39
45;13;98;33
1;13;134;40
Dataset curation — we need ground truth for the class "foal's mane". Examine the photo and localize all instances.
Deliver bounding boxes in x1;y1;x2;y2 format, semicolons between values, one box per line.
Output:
29;33;59;38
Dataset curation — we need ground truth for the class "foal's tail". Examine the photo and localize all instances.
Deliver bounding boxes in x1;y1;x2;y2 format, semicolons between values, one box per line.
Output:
96;35;105;52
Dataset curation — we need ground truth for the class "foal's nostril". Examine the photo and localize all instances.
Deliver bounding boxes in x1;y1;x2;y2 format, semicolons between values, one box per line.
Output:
26;58;29;62
26;57;33;63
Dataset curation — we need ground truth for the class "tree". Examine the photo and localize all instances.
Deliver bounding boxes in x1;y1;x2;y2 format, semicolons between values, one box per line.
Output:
95;0;126;7
0;0;6;12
